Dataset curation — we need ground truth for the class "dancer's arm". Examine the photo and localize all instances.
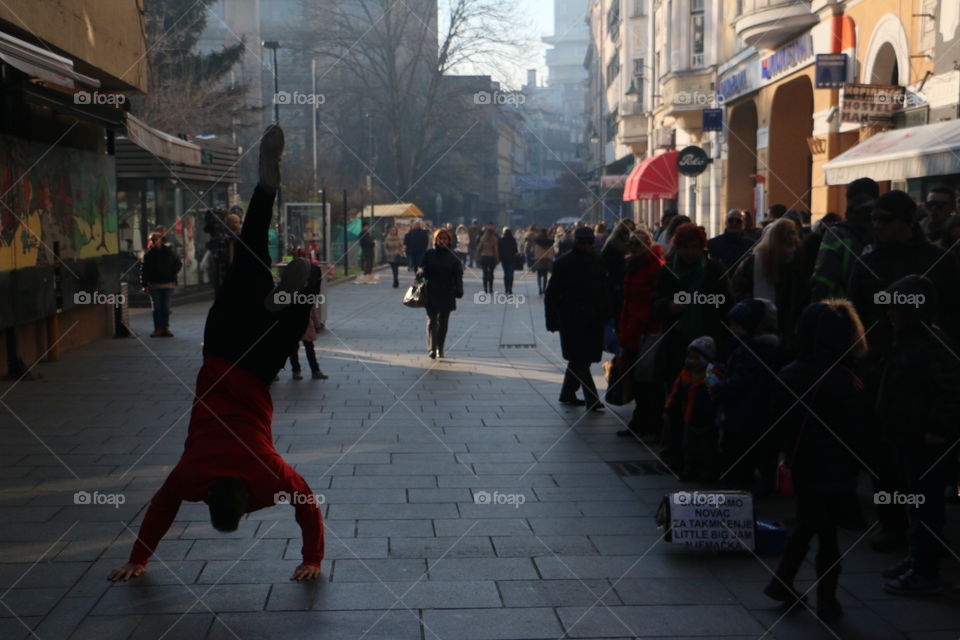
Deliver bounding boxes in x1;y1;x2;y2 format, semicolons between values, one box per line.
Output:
108;476;182;581
283;466;324;581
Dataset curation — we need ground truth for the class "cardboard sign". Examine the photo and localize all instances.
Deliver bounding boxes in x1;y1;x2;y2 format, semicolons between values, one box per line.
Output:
662;491;755;552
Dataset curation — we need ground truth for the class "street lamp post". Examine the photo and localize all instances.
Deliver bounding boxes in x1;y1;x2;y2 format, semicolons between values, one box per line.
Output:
263;40;283;260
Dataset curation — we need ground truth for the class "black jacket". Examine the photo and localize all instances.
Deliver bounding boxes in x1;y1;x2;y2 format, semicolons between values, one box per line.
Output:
707;232;753;272
404;228;429;256
498;235;518;265
775;358;867;494
848;229;960;352
732;254;806;344
141;244;182;286
421;248;463;313
875;324;960;445
600;241;627;321
359;230;376;254
545;246;610;363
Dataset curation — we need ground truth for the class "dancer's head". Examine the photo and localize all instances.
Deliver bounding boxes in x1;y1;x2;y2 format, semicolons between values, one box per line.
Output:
205;476;249;532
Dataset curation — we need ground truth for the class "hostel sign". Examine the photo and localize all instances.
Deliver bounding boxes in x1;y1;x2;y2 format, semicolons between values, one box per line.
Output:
840;84;906;123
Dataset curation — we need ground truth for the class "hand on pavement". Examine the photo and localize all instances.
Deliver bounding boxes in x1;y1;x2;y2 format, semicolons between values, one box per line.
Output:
291;563;322;581
107;563;145;582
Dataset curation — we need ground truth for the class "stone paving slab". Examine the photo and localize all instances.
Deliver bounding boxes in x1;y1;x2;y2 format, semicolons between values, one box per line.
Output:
0;271;958;639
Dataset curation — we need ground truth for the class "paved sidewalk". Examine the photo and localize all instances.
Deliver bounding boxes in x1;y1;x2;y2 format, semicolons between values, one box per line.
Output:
0;267;958;640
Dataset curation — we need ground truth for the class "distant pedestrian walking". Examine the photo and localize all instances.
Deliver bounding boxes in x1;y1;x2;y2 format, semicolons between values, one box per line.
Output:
359;222;376;278
545;226;610;411
421;228;464;359
455;224;470;264
476;227;500;294
531;229;555;294
140;230;182;338
404;220;429;270
499;227;519;295
384;226;405;288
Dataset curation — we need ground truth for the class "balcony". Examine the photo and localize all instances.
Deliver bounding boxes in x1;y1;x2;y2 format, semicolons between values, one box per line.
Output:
660;67;717;116
733;0;817;51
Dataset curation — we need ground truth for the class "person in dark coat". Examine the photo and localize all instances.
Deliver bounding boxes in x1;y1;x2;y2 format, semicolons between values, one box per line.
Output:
498;227;519;295
707;210;755;273
601;220;631;322
710;298;787;494
141;230;183;337
763;299;869;623
651;223;732;470
875;275;960;596
847;191;960;553
404;221;429;270
545;226;610;411
359;222;376;276
420;228;464;359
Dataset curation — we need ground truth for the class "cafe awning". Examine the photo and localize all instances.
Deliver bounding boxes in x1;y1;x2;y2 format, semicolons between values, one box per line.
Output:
624;150;679;201
824;120;960;185
123;113;203;166
361;203;424;218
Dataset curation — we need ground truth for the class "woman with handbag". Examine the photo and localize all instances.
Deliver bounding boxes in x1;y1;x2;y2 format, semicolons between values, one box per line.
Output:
763;299;868;623
498;227;519;295
616;229;665;439
420;228;464;359
531;228;556;295
384;226;405;288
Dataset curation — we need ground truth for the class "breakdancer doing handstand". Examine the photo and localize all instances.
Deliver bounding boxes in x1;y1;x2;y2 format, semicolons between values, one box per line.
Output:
109;126;324;582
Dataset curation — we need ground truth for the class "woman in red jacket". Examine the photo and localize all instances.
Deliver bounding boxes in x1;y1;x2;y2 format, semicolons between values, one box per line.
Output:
616;229;665;439
108;126;324;583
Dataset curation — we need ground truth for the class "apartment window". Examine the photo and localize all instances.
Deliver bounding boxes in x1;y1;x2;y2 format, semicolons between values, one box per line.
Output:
606;51;621;87
606;109;619;142
691;0;705;68
633;0;647;17
608;3;621;41
633;57;645;111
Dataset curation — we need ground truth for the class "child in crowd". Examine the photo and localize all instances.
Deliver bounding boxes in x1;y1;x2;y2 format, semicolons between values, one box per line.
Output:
663;336;719;481
708;298;786;494
289;302;328;380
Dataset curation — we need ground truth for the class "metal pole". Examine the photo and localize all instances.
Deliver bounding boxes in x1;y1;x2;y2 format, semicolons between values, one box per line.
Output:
320;187;327;263
343;189;349;277
273;47;284;261
312;58;318;196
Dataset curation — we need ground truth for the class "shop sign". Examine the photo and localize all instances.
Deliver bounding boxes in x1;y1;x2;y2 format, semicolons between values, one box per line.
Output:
815;54;848;89
840;84;906;123
702;108;723;132
717;58;759;103
761;35;814;81
676;146;710;177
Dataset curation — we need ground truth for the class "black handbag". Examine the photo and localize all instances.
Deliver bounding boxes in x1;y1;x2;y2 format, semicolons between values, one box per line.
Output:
403;273;427;308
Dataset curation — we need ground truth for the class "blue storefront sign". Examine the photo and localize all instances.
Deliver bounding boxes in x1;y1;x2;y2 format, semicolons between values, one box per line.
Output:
703;108;723;132
815;53;848;89
761;35;813;81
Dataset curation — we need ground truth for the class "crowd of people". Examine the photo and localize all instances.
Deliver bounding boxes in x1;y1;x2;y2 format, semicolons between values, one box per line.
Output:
535;177;960;621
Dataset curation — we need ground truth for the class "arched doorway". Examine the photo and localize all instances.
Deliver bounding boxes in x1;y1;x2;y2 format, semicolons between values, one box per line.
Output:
767;76;814;211
726;101;758;214
871;42;900;85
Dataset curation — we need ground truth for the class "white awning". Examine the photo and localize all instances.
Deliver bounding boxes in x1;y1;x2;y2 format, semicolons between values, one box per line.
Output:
0;30;99;90
124;113;202;166
824;119;960;185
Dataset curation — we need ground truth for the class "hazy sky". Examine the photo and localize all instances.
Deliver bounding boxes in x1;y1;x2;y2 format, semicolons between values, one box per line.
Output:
451;0;558;89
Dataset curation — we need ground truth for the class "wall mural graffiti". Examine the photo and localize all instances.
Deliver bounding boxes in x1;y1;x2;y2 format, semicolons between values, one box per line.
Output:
0;132;118;272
